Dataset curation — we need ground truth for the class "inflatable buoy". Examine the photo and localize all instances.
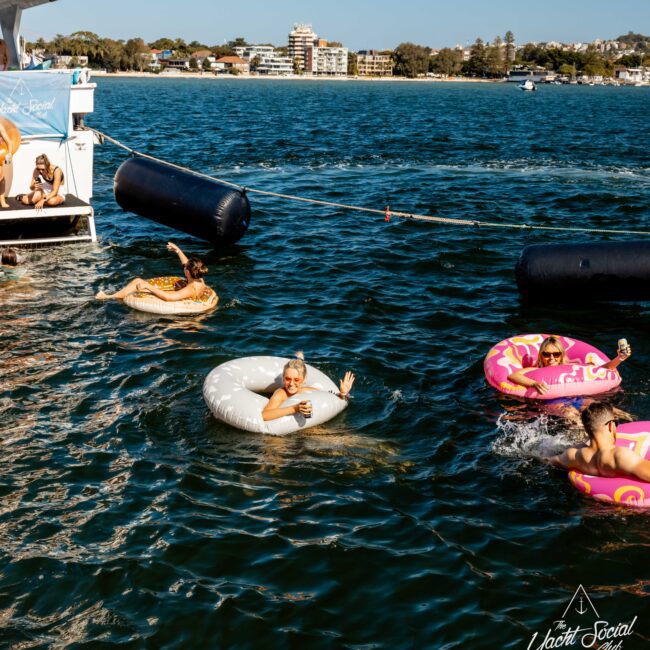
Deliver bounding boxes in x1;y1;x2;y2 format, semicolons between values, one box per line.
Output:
114;157;250;247
123;276;218;315
516;241;650;302
484;333;620;399
203;356;347;435
0;116;21;164
569;422;650;508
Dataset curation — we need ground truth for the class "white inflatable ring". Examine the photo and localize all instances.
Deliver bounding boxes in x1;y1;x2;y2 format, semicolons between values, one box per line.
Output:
123;276;218;315
203;356;348;435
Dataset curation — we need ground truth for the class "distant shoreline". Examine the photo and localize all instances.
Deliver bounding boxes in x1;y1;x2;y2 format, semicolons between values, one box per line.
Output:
94;70;500;83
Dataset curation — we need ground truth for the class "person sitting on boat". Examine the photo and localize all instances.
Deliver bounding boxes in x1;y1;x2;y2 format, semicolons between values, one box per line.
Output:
96;242;211;302
0;120;14;209
21;154;65;209
507;335;630;395
546;402;650;481
262;352;355;421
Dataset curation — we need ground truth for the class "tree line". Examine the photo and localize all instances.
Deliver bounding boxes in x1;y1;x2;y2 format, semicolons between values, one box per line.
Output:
28;30;650;77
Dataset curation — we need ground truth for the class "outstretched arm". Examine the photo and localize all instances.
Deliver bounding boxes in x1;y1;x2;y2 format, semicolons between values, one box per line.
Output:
599;345;631;371
338;371;355;399
508;369;549;395
167;241;189;266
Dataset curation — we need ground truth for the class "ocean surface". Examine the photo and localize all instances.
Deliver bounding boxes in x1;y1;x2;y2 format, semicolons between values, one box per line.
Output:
2;78;650;648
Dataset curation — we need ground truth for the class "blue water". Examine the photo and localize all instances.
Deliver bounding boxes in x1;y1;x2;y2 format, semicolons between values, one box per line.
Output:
2;78;650;648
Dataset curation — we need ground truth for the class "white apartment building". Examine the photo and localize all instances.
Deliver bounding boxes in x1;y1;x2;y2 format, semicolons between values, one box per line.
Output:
307;46;348;76
289;23;318;72
234;45;293;75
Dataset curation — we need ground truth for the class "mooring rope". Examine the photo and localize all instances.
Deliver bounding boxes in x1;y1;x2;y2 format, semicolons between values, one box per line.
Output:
91;128;650;237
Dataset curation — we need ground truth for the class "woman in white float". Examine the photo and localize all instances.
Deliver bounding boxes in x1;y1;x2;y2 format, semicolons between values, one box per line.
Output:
262;352;355;421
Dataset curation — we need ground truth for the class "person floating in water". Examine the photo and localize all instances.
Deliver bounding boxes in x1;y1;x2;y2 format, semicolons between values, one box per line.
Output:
507;335;633;427
96;241;211;302
262;352;355;421
507;335;630;395
0;247;26;281
547;401;650;482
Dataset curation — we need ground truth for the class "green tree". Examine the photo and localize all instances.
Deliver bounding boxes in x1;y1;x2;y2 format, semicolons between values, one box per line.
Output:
486;36;504;76
430;48;462;76
124;37;148;71
465;38;487;76
393;42;430;78
202;56;213;72
189;57;199;71
559;63;576;78
347;52;358;76
249;54;262;72
228;37;248;49
504;30;516;68
149;37;175;51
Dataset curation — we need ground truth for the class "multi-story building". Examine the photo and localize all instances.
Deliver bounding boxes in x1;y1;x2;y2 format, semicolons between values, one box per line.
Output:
356;50;392;76
234;45;293;75
307;45;348;76
288;23;318;72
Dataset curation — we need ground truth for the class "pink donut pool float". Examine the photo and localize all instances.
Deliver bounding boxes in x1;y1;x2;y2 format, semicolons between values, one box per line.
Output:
484;333;621;400
569;422;650;508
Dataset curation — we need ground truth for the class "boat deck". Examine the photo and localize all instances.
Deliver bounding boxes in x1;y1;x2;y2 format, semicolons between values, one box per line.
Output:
0;195;96;246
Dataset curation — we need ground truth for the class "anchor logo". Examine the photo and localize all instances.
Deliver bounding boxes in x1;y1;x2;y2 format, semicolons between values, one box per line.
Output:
562;585;599;618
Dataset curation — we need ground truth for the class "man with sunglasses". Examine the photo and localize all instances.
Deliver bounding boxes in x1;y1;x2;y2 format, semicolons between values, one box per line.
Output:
547;402;650;482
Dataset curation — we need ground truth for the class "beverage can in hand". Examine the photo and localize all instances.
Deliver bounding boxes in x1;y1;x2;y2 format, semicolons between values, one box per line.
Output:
303;400;312;419
618;338;630;356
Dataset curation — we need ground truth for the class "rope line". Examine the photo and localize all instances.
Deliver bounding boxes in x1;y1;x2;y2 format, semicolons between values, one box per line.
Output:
91;128;650;237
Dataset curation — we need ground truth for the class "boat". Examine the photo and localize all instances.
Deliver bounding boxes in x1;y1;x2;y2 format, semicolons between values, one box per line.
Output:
518;79;537;92
0;0;97;247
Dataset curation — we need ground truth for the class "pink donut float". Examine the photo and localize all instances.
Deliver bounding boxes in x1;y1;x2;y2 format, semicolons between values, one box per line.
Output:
484;333;621;400
569;422;650;508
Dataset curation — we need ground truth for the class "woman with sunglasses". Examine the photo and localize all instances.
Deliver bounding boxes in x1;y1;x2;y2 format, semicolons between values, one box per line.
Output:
96;241;211;302
508;335;630;396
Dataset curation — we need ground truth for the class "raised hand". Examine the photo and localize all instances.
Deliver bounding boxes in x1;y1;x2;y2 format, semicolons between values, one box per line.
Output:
167;242;180;254
339;371;355;397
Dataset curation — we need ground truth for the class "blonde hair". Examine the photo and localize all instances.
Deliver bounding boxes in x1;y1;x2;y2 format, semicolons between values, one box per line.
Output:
35;153;52;169
283;351;306;378
536;336;568;367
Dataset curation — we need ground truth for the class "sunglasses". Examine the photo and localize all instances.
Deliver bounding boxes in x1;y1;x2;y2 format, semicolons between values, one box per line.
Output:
606;419;619;427
541;351;562;359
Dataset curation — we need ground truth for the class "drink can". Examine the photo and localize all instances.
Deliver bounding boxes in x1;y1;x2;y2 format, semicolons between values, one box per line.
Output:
618;338;629;355
303;400;312;419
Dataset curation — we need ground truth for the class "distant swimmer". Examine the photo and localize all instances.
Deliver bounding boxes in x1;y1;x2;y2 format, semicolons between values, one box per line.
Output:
0;247;26;280
96;242;212;303
547;402;650;482
507;335;631;396
262;352;355;421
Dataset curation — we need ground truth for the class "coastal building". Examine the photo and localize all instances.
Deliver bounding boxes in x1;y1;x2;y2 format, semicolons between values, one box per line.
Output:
161;58;190;71
288;23;317;72
356;50;392;76
307;45;348;76
52;54;88;68
615;67;649;85
190;50;217;70
234;45;293;75
214;56;249;74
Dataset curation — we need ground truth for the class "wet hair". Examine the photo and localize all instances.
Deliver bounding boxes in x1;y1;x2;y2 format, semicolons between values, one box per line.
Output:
35;153;52;169
1;248;18;266
581;402;615;440
283;351;307;378
184;256;208;280
536;336;568;367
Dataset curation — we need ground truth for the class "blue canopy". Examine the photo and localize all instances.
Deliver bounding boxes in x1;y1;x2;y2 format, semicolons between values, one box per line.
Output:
0;71;71;137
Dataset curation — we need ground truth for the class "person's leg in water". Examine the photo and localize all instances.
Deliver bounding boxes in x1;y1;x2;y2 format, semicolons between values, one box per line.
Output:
96;278;146;300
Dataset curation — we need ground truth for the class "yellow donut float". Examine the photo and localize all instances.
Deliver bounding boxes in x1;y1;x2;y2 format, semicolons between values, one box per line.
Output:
123;276;218;315
0;116;21;163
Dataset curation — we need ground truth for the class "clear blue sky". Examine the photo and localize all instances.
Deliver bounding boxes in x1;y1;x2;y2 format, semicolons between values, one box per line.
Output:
20;0;650;50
